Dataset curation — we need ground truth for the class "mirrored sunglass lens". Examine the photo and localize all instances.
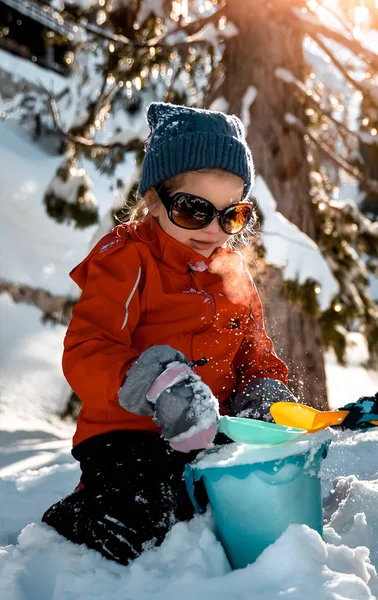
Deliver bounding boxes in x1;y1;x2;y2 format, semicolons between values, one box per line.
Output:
222;204;252;234
171;195;213;229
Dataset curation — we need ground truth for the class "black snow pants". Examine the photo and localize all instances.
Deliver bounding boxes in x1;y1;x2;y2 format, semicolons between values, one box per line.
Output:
42;430;207;565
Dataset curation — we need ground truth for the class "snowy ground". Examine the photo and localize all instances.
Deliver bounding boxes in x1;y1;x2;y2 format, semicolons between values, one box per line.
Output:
0;379;377;600
1;122;378;599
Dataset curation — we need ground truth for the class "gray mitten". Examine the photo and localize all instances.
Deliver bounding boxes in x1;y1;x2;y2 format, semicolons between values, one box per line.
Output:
119;345;187;416
119;345;219;451
231;378;297;422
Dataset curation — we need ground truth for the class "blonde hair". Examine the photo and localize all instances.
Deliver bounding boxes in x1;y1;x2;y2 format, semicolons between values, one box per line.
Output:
118;169;257;248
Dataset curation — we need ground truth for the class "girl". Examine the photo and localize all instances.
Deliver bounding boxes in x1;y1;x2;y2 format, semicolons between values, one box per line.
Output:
42;102;296;565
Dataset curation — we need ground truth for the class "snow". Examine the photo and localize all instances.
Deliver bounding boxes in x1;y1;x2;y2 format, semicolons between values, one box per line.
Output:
1;91;378;600
135;0;167;27
275;67;296;84
45;162;98;209
188;260;208;272
240;86;257;135
195;430;332;470
0;121;111;293
304;43;352;97
0;119;116;433
0;49;68;96
208;97;229;113
253;176;340;311
185;21;238;46
1;426;377;599
325;333;378;408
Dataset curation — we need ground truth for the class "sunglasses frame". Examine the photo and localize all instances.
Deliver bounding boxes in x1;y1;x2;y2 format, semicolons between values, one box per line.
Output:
155;185;253;235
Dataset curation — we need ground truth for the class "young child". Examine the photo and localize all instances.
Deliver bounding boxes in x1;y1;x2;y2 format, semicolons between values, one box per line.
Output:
42;102;297;565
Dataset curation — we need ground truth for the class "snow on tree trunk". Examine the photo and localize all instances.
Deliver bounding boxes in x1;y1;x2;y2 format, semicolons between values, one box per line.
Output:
221;0;328;409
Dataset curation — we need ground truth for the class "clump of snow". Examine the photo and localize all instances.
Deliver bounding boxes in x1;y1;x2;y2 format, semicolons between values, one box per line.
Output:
241;86;257;134
275;67;296;84
324;475;378;566
284;112;300;126
209;97;230;113
253;176;340;311
46;162;98;210
189;261;208;272
169;378;220;442
176;21;238;46
195;429;332;470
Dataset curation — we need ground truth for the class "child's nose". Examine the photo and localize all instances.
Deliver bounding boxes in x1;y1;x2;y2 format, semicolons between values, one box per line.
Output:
204;216;222;234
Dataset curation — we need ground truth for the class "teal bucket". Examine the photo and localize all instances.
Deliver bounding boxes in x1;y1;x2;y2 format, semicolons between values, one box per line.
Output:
185;442;328;570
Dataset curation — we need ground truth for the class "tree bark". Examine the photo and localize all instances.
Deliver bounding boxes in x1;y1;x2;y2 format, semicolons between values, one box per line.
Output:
220;0;328;409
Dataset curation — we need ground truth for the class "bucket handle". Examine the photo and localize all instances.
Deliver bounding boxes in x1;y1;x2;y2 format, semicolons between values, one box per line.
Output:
184;463;206;514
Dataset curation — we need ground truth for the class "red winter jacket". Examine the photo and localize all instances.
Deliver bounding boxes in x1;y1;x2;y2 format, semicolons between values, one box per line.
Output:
63;218;288;446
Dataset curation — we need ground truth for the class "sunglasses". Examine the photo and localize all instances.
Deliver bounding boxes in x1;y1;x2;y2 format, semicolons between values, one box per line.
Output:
155;186;254;235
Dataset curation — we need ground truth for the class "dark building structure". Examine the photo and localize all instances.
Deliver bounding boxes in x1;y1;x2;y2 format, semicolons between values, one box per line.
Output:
0;0;78;73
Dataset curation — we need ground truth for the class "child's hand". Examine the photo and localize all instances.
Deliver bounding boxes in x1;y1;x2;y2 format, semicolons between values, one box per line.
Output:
153;370;219;452
336;393;378;431
230;378;297;421
119;345;219;452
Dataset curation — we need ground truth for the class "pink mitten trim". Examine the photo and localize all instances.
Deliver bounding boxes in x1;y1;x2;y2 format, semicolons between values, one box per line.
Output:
169;422;218;453
146;362;194;404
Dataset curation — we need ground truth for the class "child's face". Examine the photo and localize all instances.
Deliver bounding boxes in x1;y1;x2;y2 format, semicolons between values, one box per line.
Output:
150;171;244;257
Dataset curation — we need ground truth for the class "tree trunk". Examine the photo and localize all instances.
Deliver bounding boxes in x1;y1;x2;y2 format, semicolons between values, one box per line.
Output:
220;0;328;409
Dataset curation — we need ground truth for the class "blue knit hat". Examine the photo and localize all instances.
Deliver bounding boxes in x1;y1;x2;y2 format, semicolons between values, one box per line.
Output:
138;102;254;198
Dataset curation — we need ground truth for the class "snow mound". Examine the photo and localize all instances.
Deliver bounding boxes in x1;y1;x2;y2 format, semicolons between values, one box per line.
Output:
1;516;377;600
1;429;378;599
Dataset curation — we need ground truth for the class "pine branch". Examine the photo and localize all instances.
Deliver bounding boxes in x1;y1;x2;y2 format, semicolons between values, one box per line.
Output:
0;279;73;325
29;0;222;50
275;68;360;142
308;32;378;109
203;49;223;107
151;3;226;45
285;113;378;195
290;6;378;71
320;2;355;39
84;20;211;50
329;199;378;238
48;94;142;153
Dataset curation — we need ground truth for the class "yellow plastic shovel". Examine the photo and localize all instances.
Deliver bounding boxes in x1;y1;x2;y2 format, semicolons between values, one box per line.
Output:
270;402;378;433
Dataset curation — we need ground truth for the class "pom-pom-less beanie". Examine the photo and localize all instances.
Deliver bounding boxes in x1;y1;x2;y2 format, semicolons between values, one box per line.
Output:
138;102;254;198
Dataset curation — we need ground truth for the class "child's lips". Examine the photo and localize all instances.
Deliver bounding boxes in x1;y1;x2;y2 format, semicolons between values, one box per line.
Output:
190;239;217;249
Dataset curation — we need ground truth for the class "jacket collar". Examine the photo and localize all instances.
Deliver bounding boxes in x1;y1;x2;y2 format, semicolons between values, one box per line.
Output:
125;218;229;274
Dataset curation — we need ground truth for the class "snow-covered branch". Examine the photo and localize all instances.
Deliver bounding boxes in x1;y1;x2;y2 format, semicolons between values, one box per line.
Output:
290;6;378;71
275;67;360;143
48;95;142;152
308;33;378;109
0;280;73;325
329;199;378;238
285;113;378;195
152;3;226;45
